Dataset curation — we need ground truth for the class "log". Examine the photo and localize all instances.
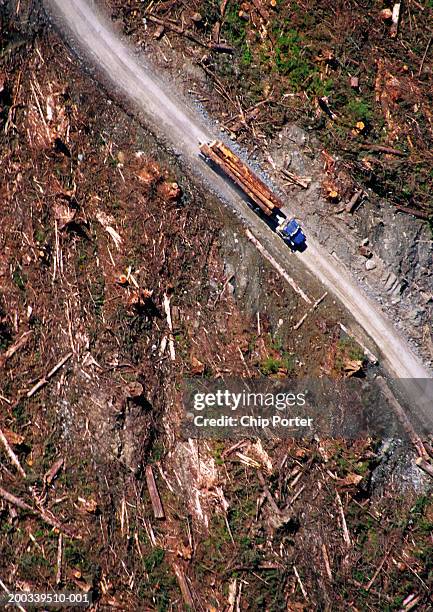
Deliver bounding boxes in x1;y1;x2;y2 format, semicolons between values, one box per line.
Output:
358;143;406;156
173;564;194;608
0;427;26;478
147;15;233;52
281;168;311;189
201;144;274;215
293;292;327;330
208;42;234;54
416;458;433;479
245;230;311;304
345;189;364;213
145;465;165;519
26;352;73;398
215;141;285;208
390;3;401;38
395;205;430;220
0;486;79;538
201;141;284;216
0;331;32;368
376;377;427;459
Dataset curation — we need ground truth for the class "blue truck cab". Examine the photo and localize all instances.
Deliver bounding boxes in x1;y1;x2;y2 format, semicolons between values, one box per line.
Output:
276;217;306;250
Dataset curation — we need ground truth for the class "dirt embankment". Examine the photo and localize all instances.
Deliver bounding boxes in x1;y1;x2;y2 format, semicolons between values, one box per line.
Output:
0;3;432;610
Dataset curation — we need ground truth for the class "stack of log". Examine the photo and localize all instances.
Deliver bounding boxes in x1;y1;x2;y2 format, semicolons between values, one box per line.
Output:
200;140;284;216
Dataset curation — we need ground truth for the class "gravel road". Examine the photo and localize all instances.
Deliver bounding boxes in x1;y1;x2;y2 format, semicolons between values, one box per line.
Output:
44;0;431;386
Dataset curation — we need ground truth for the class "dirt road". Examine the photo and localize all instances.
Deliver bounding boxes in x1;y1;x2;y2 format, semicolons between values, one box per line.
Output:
44;0;431;383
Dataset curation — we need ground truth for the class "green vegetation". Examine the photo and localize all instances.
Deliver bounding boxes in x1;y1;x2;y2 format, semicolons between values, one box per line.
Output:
259;352;295;375
12;266;26;291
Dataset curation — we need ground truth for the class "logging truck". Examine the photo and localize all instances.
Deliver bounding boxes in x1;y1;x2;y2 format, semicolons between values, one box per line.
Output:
199;140;306;250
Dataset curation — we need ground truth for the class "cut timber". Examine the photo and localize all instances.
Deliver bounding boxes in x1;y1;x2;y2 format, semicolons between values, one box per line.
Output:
200;141;284;217
145;465;165;519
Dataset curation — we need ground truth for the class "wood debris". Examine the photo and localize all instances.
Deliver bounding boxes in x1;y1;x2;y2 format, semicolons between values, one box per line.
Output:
26;352;73;398
147;14;233;53
0;486;79;538
281;168;311;189
376;377;428;459
0;330;32;368
44;457;64;486
173;564;194;609
395;205;430;220
293;565;308;600
0;427;26;478
335;490;351;547
345;189;364;214
390;3;401;38
293;292;327;330
245;229;311;304
358;143;405;157
56;533;63;585
145;465;165;519
322;543;332;581
251;0;270;22
415;457;433;479
163;293;176;361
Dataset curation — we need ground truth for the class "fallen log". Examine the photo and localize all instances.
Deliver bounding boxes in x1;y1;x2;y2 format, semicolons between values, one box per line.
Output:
345;189;364;213
0;330;32;369
0;427;26;478
173;564;194;609
293;292;327;330
145;465;165;519
27;352;73;398
416;457;433;479
0;486;79;538
208;42;234;54
390;3;401;38
376;377;428;459
358;143;406;156
395;205;430;220
245;230;311;304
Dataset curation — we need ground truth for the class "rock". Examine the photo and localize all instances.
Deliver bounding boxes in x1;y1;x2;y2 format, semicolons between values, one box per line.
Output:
365;258;376;271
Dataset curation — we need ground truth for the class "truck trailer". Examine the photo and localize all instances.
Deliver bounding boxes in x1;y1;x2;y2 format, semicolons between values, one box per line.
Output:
199;140;306;250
